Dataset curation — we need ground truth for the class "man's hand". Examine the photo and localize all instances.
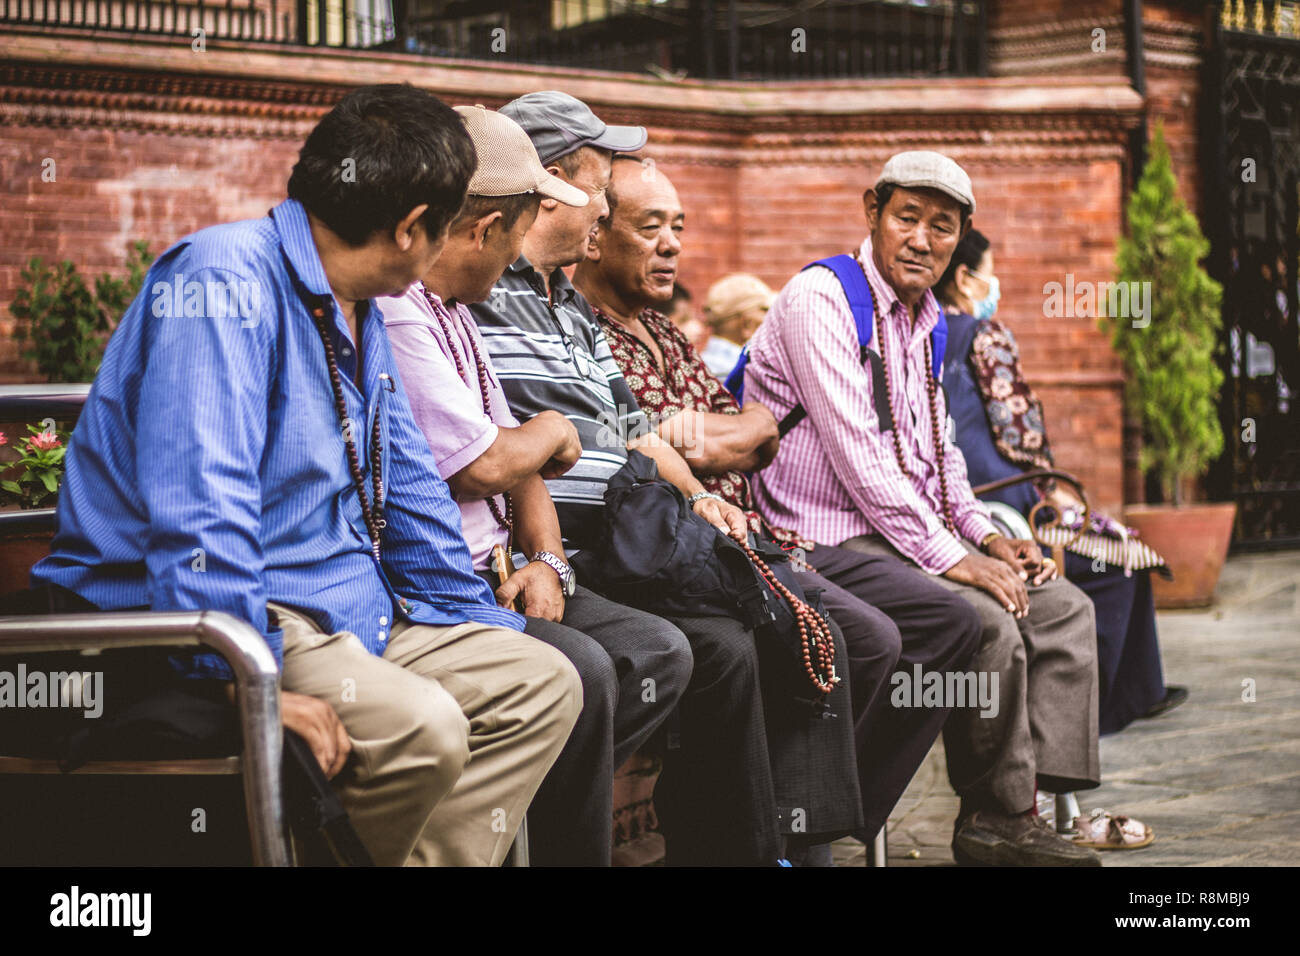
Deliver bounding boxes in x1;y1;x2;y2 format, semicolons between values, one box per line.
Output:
496;560;566;622
538;410;583;480
694;496;749;542
944;552;1031;619
988;536;1057;587
281;690;352;779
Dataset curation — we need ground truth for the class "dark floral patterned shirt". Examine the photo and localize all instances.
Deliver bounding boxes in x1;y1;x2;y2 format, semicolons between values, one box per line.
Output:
594;305;814;551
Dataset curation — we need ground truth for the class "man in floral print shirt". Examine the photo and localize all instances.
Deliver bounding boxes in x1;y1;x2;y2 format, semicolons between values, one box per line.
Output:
574;155;983;849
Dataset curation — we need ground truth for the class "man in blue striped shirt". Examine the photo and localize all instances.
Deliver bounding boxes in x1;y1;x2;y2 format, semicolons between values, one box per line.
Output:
31;85;581;866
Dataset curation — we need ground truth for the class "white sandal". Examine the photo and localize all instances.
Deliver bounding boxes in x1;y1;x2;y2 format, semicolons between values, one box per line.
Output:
1071;809;1154;850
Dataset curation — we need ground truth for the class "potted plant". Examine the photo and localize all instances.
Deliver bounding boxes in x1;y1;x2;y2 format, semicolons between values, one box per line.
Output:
1103;123;1235;608
0;424;68;592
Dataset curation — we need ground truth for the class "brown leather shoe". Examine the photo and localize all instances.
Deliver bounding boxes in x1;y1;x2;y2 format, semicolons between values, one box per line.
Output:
952;809;1102;867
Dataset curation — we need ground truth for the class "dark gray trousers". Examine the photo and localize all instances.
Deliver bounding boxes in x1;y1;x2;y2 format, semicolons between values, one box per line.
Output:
799;543;984;835
842;536;1101;815
652;612;785;866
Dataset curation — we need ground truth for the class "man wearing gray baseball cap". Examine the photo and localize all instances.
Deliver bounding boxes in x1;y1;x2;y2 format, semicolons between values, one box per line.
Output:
744;150;1106;867
471;93;789;865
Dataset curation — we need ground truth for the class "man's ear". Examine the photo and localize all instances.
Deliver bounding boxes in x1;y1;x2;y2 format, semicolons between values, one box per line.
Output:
394;204;431;251
471;210;504;250
584;221;606;262
862;188;879;231
959;216;972;241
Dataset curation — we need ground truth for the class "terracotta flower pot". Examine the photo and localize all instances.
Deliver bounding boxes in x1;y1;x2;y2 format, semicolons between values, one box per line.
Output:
0;527;54;594
1122;502;1237;609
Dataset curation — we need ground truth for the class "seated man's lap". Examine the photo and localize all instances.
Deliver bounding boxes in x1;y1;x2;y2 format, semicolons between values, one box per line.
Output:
273;601;468;752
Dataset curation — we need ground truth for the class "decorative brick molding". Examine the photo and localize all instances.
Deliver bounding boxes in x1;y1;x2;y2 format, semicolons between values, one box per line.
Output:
991;15;1128;76
991;10;1204;76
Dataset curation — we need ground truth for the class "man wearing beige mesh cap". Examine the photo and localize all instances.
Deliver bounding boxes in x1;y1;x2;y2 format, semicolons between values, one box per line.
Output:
743;150;1105;866
700;274;776;378
379;105;690;866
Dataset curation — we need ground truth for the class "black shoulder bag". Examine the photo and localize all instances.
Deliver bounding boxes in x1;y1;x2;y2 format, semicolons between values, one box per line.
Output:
570;450;839;714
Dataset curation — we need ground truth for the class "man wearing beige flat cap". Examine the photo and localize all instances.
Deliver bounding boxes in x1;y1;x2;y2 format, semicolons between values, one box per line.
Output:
379;105;691;866
744;150;1107;866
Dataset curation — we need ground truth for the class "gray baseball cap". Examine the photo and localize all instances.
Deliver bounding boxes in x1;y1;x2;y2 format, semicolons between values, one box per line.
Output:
876;150;976;216
500;91;647;167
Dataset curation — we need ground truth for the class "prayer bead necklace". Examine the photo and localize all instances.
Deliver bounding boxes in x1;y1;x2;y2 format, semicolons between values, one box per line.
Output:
862;258;956;535
740;541;838;696
419;284;514;536
308;301;386;560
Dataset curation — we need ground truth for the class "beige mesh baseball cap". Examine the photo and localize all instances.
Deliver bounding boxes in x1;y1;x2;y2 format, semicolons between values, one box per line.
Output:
454;104;588;207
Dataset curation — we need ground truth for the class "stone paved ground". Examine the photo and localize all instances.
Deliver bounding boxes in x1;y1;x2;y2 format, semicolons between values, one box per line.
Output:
831;550;1300;867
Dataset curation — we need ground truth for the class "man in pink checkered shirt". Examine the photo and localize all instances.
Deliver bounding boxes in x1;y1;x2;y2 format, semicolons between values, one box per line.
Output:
745;151;1104;867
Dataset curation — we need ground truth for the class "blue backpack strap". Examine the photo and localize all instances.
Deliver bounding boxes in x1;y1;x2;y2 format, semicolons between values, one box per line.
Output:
723;346;748;402
930;311;948;381
778;255;892;435
806;254;875;352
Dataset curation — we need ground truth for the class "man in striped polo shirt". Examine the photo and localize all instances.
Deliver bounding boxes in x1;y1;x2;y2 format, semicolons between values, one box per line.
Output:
469;91;789;866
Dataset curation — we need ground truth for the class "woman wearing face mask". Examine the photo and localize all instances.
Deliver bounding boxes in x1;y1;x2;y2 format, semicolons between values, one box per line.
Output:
936;230;1187;744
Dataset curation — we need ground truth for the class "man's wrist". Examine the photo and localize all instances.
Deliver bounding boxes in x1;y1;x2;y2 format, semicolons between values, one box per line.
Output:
978;531;1003;554
531;550;576;597
688;491;725;508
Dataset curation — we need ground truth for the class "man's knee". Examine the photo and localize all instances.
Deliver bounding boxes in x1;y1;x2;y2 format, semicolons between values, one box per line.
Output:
404;683;472;794
635;620;693;710
527;638;585;732
939;589;984;657
685;618;761;690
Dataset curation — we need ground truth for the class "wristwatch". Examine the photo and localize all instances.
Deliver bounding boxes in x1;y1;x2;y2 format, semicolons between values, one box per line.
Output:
687;491;725;509
532;550;577;598
978;532;1003;554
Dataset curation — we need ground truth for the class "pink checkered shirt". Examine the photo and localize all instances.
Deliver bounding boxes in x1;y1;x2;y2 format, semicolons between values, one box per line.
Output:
746;235;996;575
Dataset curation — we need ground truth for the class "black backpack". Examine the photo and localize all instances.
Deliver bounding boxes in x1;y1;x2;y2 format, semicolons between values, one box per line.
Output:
571;451;833;715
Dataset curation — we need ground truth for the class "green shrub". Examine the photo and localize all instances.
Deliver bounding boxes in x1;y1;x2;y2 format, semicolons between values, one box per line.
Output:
1106;124;1225;507
9;240;153;383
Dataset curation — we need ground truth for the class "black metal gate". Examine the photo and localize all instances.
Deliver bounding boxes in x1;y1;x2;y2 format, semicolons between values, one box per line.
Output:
1203;2;1300;549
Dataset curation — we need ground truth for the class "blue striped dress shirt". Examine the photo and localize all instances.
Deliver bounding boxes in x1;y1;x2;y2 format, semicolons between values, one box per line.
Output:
32;199;523;679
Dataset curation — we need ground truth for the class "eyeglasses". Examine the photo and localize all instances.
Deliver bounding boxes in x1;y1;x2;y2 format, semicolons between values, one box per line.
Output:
966;268;995;285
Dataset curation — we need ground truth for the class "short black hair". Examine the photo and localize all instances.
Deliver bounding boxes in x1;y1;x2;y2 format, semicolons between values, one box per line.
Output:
936;228;991;300
287;84;476;246
456;192;542;232
873;181;971;230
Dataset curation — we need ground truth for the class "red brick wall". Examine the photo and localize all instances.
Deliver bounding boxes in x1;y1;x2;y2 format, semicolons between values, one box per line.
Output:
648;150;1128;511
1;128;301;368
0;28;1157;513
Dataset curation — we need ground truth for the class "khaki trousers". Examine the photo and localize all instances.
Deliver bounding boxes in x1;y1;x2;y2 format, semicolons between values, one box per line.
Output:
271;602;582;866
840;537;1100;814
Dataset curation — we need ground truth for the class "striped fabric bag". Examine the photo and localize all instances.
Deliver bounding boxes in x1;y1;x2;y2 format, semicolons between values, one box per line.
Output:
1035;509;1171;579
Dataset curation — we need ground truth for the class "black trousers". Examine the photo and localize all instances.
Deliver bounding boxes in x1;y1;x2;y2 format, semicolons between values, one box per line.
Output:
651;612;784;867
489;581;692;866
799;544;984;836
1064;553;1166;735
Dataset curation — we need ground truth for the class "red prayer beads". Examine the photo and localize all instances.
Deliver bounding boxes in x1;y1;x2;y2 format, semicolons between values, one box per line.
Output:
741;541;837;696
872;285;957;535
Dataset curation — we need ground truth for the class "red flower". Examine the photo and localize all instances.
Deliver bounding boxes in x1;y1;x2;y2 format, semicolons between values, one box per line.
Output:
0;432;7;447
28;432;61;451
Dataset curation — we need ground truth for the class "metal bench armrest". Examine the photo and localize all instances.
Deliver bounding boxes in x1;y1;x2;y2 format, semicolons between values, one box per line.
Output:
0;610;290;865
